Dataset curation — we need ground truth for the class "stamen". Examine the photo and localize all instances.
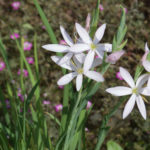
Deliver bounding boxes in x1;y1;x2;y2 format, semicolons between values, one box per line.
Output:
90;43;96;50
77;68;83;74
132;88;138;94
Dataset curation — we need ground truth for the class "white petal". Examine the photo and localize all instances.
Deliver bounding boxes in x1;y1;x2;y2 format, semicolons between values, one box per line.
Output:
42;44;69;53
136;73;149;88
73;56;82;68
136;95;146;120
97;43;112;52
148;76;150;87
93;24;106;44
70;44;90;53
58;52;73;64
106;86;132;96
140;87;150;96
51;56;74;71
60;26;73;46
143;60;150;72
145;42;149;52
95;49;104;59
57;72;77;85
75;23;92;44
123;94;136;119
91;58;102;68
120;67;135;88
83;51;95;72
84;71;104;82
74;53;86;64
76;74;83;91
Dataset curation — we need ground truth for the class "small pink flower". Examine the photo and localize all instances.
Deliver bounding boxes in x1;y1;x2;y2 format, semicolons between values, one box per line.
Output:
55;104;63;112
142;43;150;63
95;55;99;58
58;85;64;89
116;71;123;80
124;8;128;14
17;90;24;102
10;33;20;40
0;61;5;71
5;100;10;108
11;1;21;10
24;42;32;51
17;69;28;77
106;50;125;64
86;101;92;109
43;100;51;105
42;26;46;30
85;127;89;132
26;57;34;64
85;13;91;32
59;40;67;45
99;4;104;11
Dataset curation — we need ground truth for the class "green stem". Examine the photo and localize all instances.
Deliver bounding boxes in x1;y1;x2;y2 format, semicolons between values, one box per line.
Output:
95;97;126;150
63;88;82;150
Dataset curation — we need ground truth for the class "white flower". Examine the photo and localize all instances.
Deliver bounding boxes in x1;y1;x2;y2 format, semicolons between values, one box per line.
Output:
51;53;104;91
106;67;149;120
70;23;112;72
42;26;76;64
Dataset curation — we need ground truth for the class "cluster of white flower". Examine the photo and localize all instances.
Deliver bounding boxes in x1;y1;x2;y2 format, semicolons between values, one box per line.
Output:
42;18;150;120
42;22;114;91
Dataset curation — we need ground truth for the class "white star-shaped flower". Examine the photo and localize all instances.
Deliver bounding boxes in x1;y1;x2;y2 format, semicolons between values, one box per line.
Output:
106;67;150;120
70;23;112;72
42;26;76;64
51;53;104;91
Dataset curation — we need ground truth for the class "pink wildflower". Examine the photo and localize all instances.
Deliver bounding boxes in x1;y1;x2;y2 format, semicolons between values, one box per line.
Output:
26;57;34;64
116;71;123;80
99;4;104;11
0;61;5;71
58;85;64;89
11;1;21;10
43;100;51;105
59;40;67;45
55;104;63;112
124;8;128;14
17;69;28;77
5;100;10;108
10;33;20;40
24;42;32;51
85;13;91;32
106;50;125;64
85;128;89;132
86;101;92;109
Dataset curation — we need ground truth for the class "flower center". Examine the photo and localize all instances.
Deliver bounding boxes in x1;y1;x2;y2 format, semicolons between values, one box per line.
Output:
77;68;83;74
90;43;96;50
132;88;138;94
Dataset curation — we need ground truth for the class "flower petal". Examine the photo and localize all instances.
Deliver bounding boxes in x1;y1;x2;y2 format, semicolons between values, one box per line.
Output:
136;95;146;120
93;24;106;44
106;86;132;96
42;44;69;53
123;94;136;119
83;51;95;72
84;71;104;82
140;87;150;96
136;73;149;88
120;67;135;88
58;52;73;64
60;26;73;46
51;56;74;71
143;60;150;72
74;53;86;64
97;43;112;52
70;44;90;53
57;72;77;85
76;74;83;91
95;49;104;59
91;58;102;68
75;23;92;44
148;76;150;88
145;42;149;52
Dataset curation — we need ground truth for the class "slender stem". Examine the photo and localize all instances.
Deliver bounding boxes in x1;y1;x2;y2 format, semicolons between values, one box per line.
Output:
63;88;82;150
95;97;126;150
60;84;70;135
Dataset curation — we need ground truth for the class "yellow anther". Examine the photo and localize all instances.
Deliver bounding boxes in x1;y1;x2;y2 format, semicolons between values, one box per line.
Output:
90;43;96;50
132;88;138;94
77;68;83;74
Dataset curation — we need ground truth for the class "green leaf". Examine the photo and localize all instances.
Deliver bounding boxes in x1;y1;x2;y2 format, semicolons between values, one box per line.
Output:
107;140;123;150
134;65;144;82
